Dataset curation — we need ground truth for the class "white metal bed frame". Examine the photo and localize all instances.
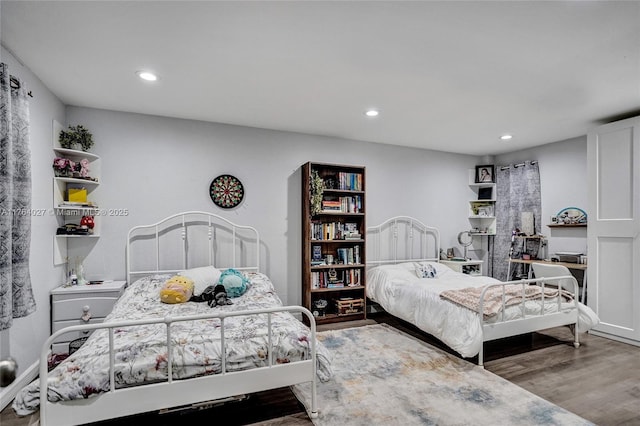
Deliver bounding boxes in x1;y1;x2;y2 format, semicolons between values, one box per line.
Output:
126;210;261;283
366;216;580;367
38;211;319;426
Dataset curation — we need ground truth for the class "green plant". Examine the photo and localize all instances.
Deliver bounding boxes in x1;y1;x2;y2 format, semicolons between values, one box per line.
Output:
310;170;325;216
59;125;94;151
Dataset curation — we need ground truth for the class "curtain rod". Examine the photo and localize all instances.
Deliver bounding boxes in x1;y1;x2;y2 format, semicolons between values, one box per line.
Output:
9;76;33;98
2;64;33;97
499;160;537;170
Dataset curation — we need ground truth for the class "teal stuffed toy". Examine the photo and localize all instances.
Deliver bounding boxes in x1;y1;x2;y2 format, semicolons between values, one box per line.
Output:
218;268;249;298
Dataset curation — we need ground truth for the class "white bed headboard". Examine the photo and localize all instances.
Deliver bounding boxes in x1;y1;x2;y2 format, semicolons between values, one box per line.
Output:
126;211;260;283
366;216;440;266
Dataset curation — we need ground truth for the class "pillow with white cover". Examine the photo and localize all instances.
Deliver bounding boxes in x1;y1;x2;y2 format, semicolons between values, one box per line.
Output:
414;262;438;279
178;266;222;296
394;261;449;276
366;265;418;287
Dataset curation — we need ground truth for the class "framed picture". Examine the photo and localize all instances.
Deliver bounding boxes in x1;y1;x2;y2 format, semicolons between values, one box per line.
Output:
477;205;494;217
312;245;322;261
475;165;495;183
478;187;492;200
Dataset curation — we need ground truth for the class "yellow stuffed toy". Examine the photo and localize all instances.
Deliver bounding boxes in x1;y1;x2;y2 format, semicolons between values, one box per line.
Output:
160;275;195;304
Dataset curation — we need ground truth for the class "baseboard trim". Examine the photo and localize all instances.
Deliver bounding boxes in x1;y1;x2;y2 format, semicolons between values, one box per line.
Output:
590;330;640;347
0;360;38;411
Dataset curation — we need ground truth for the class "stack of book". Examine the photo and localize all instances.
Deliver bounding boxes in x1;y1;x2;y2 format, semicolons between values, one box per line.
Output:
321;196;362;213
321;199;342;211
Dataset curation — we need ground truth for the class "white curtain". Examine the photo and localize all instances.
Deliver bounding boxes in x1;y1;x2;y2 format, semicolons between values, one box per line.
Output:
0;63;36;330
493;162;542;281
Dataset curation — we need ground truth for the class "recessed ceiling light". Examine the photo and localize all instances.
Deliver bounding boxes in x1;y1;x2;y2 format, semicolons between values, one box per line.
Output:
365;109;379;117
136;71;158;81
500;134;513;141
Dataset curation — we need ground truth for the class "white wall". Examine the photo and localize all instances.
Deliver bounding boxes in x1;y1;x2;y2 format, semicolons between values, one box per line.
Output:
495;136;588;257
1;47;66;397
66;107;479;308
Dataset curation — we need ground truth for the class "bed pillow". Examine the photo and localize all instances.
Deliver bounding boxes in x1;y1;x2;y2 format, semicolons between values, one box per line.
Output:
366;265;418;286
414;262;438;279
178;266;222;296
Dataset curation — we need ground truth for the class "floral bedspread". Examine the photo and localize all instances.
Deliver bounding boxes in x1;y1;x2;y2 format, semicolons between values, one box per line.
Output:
14;272;333;415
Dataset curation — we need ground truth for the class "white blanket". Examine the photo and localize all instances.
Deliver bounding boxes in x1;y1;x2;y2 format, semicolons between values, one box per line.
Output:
366;262;599;358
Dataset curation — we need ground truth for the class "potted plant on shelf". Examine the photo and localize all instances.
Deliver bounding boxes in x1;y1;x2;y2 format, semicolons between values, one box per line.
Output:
310;170;325;216
59;125;94;151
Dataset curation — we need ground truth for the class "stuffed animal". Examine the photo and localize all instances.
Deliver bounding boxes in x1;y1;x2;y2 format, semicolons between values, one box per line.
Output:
160;275;194;304
218;268;249;298
190;284;233;307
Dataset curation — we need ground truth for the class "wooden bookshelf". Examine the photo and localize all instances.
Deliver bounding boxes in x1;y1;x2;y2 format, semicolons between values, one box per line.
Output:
301;162;366;325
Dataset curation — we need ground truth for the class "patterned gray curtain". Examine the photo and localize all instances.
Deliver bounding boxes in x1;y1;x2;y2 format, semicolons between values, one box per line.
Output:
492;161;541;281
0;63;36;330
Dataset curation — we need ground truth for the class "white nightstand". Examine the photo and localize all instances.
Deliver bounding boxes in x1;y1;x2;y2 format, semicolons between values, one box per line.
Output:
50;280;127;354
440;259;484;276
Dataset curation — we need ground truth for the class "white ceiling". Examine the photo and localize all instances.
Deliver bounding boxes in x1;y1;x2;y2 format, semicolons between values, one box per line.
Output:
2;1;639;155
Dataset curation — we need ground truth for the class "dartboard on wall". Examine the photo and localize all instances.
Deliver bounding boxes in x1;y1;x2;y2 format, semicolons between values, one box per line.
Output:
209;174;244;209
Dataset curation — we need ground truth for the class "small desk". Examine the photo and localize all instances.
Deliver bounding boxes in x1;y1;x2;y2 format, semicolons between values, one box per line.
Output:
508;259;587;303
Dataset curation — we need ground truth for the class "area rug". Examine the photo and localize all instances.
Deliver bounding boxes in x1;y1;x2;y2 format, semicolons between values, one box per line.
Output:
292;324;592;425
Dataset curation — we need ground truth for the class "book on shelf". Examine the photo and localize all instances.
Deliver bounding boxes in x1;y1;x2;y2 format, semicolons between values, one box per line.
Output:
310;221;362;240
346;268;361;286
321;196;362;213
336;247;359;265
321;198;342;211
336;172;363;191
60;201;90;205
336;248;348;265
58;201;97;208
311;268;358;289
311;271;323;289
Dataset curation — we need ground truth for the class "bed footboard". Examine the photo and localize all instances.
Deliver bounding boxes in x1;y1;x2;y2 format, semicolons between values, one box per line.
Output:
477;275;580;367
39;306;319;426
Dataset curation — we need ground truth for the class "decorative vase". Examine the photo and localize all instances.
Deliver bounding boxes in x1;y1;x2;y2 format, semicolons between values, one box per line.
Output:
0;357;18;387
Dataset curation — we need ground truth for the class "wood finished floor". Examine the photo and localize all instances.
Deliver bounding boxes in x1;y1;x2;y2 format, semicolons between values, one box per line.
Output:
2;313;639;425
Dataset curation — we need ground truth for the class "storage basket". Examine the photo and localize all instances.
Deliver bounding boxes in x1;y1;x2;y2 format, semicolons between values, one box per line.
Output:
335;297;364;316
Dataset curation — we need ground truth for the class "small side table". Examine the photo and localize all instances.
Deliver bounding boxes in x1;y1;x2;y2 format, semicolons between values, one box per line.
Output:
440;259;484;276
50;280;127;354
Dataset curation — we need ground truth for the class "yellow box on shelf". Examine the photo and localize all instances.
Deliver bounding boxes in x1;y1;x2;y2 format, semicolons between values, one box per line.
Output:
68;188;87;203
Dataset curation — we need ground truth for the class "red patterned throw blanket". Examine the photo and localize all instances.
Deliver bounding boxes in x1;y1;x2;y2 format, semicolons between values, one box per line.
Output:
440;284;574;319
